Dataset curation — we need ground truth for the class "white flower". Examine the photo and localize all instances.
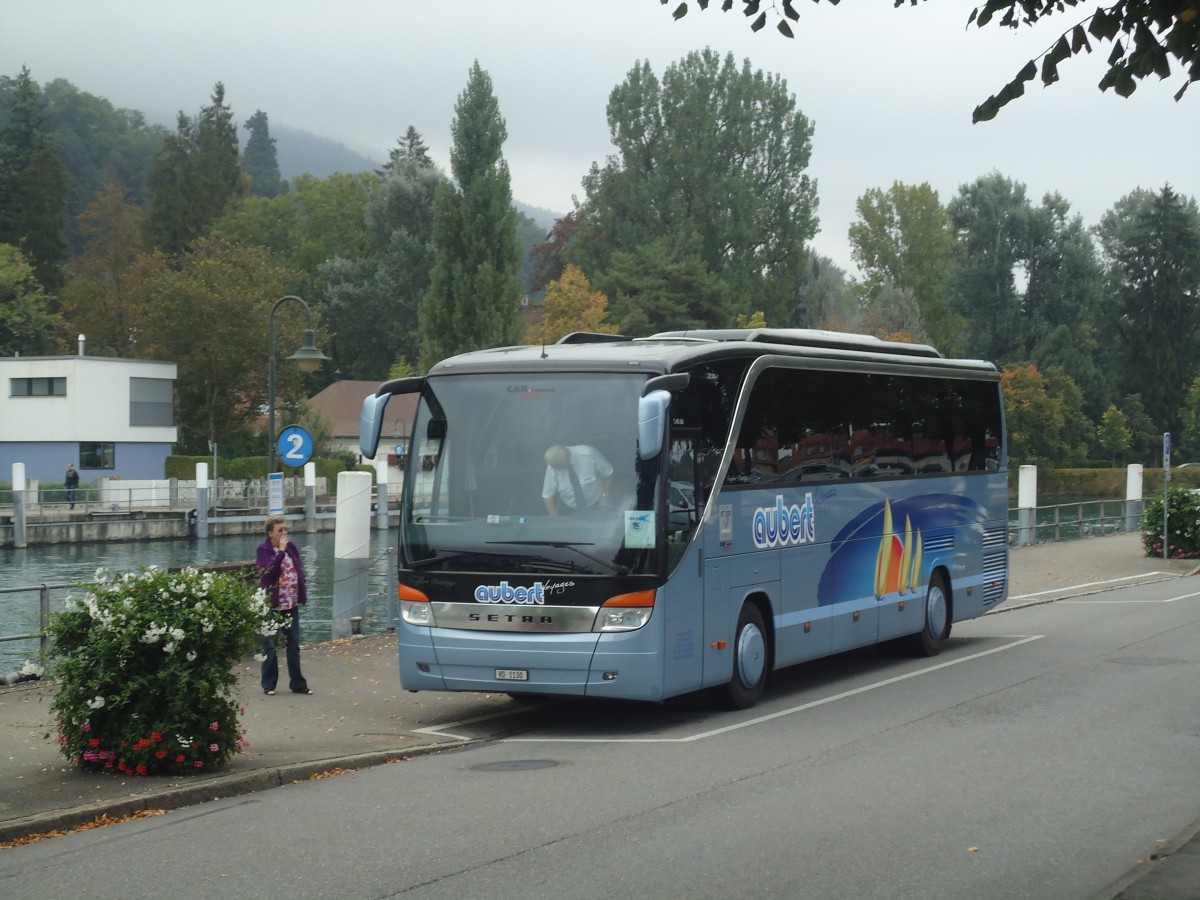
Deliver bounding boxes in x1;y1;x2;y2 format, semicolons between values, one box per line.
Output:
163;640;177;654
19;660;44;678
169;627;185;641
87;695;106;709
186;651;198;662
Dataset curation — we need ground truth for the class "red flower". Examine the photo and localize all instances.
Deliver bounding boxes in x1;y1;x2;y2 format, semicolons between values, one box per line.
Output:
151;731;164;742
156;751;168;759
89;738;101;748
176;754;186;763
135;764;147;776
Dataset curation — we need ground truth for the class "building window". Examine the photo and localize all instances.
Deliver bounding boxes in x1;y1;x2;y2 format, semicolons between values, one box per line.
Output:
129;377;174;426
79;443;116;470
10;377;66;397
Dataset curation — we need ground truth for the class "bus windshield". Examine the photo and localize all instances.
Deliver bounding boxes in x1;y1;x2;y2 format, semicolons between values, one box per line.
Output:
402;372;662;576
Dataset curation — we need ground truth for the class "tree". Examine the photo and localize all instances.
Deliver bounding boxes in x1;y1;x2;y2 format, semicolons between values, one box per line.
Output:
35;78;167;253
319;154;446;378
948;172;1032;363
133;236;300;453
596;234;729;336
1118;392;1160;464
533;264;618;343
1177;376;1200;461
1097;185;1200;436
0;242;62;355
378;125;433;175
0;68;69;291
59;182;157;357
213;171;375;299
798;254;852;331
576;49;817;328
418;62;524;371
1098;404;1134;465
241;110;287;197
528;211;580;294
848;182;960;354
146;83;245;254
853;277;926;344
1000;363;1073;464
664;1;1200;119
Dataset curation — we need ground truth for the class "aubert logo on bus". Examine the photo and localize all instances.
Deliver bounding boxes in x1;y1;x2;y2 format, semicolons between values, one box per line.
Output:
474;581;546;605
752;494;816;549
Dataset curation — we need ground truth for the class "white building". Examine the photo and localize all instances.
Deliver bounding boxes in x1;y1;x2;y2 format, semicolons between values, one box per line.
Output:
1;352;177;483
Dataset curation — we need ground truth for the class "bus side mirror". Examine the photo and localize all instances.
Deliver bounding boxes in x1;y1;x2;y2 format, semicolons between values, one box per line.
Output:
360;376;425;460
359;394;390;460
638;390;672;460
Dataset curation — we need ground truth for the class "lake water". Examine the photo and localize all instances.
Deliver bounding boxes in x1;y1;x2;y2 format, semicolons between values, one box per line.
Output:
0;530;400;674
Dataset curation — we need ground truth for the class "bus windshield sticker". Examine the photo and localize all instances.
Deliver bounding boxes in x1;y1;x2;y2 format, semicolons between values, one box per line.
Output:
719;504;733;544
624;510;655;548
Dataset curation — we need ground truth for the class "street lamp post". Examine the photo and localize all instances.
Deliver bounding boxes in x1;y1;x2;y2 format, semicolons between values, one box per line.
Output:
268;295;330;474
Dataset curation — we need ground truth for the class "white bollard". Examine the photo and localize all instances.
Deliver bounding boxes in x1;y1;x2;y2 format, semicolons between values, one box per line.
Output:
12;463;26;549
1017;465;1037;547
332;471;372;639
304;462;317;533
1124;464;1143;534
195;462;208;539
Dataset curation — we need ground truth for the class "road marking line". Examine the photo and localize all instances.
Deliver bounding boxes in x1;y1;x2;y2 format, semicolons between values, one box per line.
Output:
1061;589;1200;605
499;635;1045;745
414;706;541;741
1009;572;1181;601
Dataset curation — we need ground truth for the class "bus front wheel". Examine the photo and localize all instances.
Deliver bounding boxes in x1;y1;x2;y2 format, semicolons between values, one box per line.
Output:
716;603;768;709
907;572;950;657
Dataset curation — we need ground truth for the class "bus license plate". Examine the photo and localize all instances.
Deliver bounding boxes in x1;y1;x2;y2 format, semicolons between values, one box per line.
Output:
495;668;528;681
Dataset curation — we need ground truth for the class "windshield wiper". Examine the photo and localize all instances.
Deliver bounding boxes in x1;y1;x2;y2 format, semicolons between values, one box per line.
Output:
488;540;630;576
405;550;516;571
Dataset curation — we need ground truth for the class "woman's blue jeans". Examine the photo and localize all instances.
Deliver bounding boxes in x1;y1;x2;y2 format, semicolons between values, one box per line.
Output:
261;607;308;693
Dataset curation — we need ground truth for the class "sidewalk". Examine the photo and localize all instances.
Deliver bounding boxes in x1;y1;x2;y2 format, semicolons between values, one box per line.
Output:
2;533;1198;898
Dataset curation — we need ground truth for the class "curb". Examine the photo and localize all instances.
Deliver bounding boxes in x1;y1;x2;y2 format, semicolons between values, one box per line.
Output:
0;739;475;845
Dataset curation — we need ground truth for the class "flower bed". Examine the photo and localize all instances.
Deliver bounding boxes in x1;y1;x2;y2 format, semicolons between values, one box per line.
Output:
48;565;278;776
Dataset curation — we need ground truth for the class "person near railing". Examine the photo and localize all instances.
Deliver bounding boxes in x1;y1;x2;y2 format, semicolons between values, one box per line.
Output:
65;463;79;510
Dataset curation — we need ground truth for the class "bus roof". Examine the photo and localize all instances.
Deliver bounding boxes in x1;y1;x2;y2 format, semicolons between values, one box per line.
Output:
424;329;997;378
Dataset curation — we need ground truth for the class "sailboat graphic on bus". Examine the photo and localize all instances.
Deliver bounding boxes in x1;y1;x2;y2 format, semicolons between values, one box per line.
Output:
873;497;923;598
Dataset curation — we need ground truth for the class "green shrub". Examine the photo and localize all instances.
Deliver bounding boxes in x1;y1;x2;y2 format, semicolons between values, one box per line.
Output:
48;566;279;776
1141;486;1200;558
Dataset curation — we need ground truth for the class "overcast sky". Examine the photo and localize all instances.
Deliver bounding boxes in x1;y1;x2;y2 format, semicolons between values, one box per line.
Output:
5;0;1197;275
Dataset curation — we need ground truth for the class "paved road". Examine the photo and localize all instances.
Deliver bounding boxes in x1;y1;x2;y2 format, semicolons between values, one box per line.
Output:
1;532;1197;899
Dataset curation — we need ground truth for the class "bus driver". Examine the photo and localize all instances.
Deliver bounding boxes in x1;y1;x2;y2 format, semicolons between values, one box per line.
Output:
542;444;614;516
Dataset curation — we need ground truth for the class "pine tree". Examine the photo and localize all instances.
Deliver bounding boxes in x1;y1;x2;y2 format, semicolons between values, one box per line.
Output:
242;110;287;197
146;83;245;254
418;63;523;370
378;125;432;176
0;68;69;292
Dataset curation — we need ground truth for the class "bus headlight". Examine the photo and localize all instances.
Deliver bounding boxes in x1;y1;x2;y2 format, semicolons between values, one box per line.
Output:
593;589;656;632
398;583;434;627
400;601;434;627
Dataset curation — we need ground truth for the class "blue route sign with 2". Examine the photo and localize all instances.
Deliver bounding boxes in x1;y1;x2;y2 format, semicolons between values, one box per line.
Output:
277;425;313;467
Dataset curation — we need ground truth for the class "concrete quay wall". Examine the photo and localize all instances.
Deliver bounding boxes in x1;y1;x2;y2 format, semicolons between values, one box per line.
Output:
0;508;340;547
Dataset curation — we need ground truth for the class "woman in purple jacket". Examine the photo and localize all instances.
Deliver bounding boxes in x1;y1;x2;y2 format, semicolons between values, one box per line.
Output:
256;516;313;695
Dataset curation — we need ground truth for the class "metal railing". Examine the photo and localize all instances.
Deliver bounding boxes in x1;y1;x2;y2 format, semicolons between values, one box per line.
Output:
1007;498;1142;545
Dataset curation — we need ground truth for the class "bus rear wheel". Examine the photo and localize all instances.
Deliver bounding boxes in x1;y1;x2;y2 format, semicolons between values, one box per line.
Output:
716;603;768;709
907;572;950;657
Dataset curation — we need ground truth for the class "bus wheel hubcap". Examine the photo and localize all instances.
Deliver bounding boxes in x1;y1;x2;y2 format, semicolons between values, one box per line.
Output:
927;585;947;638
737;623;765;687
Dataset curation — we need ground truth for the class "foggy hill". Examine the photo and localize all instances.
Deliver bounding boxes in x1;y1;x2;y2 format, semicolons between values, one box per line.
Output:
268;125;561;232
